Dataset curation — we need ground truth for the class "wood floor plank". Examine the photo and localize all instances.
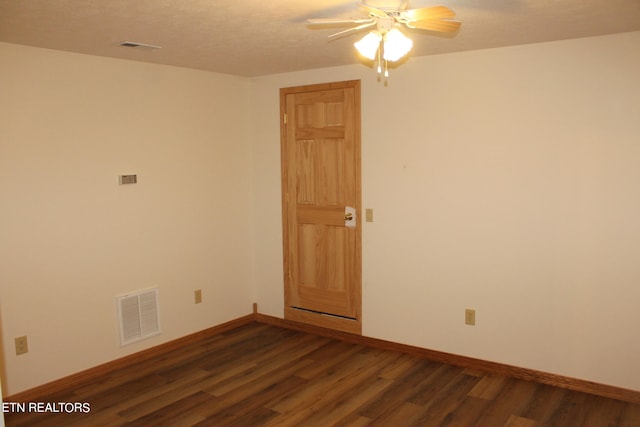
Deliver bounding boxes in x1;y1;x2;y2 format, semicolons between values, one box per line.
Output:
72;372;169;413
503;414;538;427
439;395;492;427
301;376;393;427
358;359;442;419
471;378;540;427
294;340;363;380
377;352;420;380
367;402;424;426
115;368;224;420
265;346;373;414
581;393;627;427
264;349;401;426
15;368;214;426
407;364;469;406
517;382;569;423
410;370;483;425
546;389;590;426
72;344;208;395
468;374;511;400
205;332;325;397
198;405;279;427
333;415;373;427
126;390;213;426
620;402;640;427
5;322;640;427
195;376;307;427
195;359;314;421
197;326;300;373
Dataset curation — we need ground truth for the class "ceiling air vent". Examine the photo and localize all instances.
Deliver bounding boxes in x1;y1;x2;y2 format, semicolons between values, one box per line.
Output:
117;288;161;346
119;41;162;50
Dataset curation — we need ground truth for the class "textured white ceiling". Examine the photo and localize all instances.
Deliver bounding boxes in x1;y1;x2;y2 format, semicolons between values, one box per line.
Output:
1;0;639;77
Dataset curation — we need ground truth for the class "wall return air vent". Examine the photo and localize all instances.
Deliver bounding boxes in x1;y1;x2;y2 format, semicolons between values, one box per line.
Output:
116;288;161;346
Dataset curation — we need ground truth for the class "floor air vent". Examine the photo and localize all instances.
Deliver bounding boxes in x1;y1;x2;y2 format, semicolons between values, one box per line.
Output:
117;288;161;346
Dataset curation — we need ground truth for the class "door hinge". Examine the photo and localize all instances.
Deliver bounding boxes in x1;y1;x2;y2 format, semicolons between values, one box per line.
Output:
283;113;288;124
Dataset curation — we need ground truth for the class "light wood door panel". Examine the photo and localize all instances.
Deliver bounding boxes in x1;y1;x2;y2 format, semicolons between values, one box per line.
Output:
280;80;361;334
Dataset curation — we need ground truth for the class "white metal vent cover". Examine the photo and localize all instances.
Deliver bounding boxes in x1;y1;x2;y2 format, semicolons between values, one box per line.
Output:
116;288;161;346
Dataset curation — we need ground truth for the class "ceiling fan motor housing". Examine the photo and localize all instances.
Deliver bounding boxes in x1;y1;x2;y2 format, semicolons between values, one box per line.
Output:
375;16;395;33
365;0;408;11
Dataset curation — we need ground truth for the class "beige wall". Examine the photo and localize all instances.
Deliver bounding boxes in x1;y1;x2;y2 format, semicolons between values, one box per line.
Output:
250;32;640;391
0;43;254;394
1;31;640;396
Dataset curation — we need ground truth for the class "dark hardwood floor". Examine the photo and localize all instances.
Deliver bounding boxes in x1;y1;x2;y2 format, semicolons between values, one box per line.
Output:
5;322;640;426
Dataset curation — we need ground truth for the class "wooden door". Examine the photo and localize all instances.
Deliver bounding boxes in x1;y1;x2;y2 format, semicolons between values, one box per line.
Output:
280;80;362;334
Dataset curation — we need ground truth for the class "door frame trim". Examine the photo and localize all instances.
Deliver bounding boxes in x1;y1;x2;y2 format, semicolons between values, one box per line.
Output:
279;80;362;335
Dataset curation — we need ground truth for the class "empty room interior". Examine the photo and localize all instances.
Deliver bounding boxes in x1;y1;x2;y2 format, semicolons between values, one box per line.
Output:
1;0;640;425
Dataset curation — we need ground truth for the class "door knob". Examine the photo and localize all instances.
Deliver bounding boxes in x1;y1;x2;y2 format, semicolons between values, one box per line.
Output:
344;206;356;228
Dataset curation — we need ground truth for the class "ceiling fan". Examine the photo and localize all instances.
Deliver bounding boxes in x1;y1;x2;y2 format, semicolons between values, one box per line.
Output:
307;1;461;78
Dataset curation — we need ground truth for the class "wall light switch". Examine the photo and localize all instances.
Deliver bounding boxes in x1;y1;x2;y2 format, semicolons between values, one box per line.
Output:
465;309;476;326
365;208;374;222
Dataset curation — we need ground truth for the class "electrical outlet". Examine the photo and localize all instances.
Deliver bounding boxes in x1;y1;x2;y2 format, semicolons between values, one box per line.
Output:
194;289;202;304
465;309;476;326
15;336;28;355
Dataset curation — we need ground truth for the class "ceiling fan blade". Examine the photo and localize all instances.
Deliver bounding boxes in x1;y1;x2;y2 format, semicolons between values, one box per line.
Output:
402;5;456;21
307;17;373;26
328;21;377;39
398;0;410;11
358;4;388;18
407;19;461;33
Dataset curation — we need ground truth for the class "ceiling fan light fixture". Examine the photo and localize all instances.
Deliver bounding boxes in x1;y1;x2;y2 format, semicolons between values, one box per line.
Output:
354;31;382;60
309;3;459;81
383;28;413;62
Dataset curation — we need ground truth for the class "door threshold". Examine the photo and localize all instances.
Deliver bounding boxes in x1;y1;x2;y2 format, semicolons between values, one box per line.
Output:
285;306;361;335
291;306;357;321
